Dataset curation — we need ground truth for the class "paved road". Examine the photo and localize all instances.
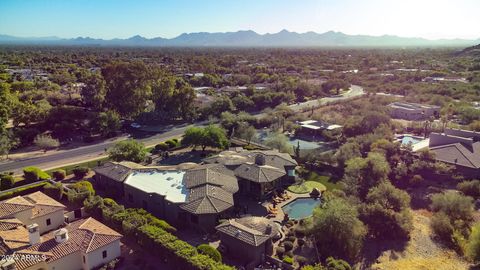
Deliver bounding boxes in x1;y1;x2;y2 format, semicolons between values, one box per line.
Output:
0;124;197;174
0;85;364;174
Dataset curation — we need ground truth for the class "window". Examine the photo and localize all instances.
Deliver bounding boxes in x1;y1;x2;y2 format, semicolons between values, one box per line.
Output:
102;250;107;258
46;218;51;226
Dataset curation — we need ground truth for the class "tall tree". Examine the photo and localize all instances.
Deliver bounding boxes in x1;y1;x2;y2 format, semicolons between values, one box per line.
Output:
81;72;106;110
102;61;151;118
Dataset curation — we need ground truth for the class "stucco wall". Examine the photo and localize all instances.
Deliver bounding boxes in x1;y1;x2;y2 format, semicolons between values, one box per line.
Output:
31;210;65;234
46;251;82;270
85;239;121;270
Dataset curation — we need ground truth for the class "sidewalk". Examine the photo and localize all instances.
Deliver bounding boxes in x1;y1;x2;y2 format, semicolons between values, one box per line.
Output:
1;135;129;163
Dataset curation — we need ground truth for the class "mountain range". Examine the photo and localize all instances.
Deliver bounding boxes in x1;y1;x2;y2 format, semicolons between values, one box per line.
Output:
0;30;479;47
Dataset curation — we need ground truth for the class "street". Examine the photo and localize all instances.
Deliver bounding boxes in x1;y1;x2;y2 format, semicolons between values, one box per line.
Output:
0;85;364;175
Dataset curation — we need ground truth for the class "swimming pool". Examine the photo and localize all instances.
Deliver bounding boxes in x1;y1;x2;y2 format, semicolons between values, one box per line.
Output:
401;136;422;146
282;198;321;220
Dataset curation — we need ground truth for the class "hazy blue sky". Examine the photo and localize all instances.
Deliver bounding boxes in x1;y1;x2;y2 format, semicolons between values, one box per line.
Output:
0;0;479;40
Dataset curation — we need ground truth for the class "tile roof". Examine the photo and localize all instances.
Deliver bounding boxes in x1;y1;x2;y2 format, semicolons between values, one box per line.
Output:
20;217;121;265
203;149;297;169
234;164;286;183
0;197;34;218
0;192;65;219
0;218;23;231
184;164;239;193
93;161;134;182
216;216;279;247
181;184;234;214
430;142;480;169
0;226;30;250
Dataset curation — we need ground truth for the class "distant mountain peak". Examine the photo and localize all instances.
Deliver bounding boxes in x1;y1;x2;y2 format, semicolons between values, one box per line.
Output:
0;31;478;47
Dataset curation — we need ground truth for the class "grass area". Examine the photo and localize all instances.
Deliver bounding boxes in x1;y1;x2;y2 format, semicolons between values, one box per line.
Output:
45;157;109;176
288;181;327;194
303;172;341;191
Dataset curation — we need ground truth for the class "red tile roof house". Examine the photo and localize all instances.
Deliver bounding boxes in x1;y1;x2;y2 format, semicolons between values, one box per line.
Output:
0;192;122;270
429;128;480;178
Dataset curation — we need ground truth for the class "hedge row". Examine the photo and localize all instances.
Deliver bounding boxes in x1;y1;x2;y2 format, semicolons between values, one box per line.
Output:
83;195;233;270
0;182;47;200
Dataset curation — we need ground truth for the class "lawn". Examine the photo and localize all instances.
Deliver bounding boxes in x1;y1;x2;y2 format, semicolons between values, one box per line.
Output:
288;181;326;194
303;172;341;191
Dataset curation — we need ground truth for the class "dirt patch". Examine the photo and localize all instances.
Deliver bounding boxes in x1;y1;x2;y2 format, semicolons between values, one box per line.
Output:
370;210;469;270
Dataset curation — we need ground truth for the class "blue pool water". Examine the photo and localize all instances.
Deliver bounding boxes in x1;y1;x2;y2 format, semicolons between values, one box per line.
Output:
401;136;422;146
282;198;322;220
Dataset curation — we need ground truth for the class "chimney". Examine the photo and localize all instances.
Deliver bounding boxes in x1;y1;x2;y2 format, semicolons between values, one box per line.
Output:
0;259;16;270
54;228;69;243
265;224;272;235
255;154;266;166
27;223;40;245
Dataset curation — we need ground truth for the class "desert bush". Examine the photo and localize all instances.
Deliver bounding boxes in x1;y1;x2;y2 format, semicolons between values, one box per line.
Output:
72;166;89;178
0;174;15;190
52;169;66;181
165;139;177;149
283;241;294;251
325;257;352;270
276;247;285;258
457;180;480;199
296;256;308;266
155;142;169;151
23;166;50;182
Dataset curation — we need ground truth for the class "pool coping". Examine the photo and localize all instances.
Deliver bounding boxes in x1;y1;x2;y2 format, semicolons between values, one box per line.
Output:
262;191;313;222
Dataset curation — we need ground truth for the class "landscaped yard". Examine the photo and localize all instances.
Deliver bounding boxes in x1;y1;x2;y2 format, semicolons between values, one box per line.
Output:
298;171;341;191
288;181;326;194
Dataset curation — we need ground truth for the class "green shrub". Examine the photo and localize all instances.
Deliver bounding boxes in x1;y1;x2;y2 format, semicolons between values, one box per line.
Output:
43;182;63;200
23;166;50;182
286;236;296;243
155;142;169;151
298;238;306;247
283;256;294;265
283;241;294;251
276;246;285;258
296;256;308;266
52;169;66;181
165;139;177;149
0;183;47;200
0;174;15;190
458;180;480;199
197;244;222;262
325;257;352;270
72;166;89;178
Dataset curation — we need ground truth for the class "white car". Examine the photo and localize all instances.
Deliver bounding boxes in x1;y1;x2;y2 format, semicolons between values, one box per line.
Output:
130;123;141;128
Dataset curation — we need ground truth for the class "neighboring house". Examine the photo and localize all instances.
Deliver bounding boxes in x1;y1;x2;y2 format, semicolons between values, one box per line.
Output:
93;149;298;231
0;218;122;270
388;102;440;120
0;192;122;270
216;216;280;268
429;128;480;178
0;191;66;234
297;120;342;137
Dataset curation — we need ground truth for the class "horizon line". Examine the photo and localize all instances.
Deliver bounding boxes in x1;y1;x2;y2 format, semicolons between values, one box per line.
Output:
1;29;479;42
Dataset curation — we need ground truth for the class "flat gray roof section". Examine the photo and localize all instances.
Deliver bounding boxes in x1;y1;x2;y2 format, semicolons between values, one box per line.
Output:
124;170;189;203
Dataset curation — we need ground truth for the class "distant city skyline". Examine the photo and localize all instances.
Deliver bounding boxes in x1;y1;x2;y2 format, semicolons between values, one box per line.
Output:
0;0;479;40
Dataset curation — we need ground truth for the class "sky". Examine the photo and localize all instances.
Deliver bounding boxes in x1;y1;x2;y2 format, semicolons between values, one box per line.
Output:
0;0;479;40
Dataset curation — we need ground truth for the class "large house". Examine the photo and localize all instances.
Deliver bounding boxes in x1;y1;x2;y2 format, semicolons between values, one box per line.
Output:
428;128;480;178
93;149;298;231
388;102;440;120
0;192;122;270
216;216;280;268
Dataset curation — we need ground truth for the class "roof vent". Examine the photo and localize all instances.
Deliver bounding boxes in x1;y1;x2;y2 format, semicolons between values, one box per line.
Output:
235;230;242;237
255;154;266;166
54;228;69;243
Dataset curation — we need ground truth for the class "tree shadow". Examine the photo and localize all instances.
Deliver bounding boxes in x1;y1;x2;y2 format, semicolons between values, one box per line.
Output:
360;236;409;268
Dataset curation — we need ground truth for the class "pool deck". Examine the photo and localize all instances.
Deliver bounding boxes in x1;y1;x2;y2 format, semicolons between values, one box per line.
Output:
261;191;311;222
